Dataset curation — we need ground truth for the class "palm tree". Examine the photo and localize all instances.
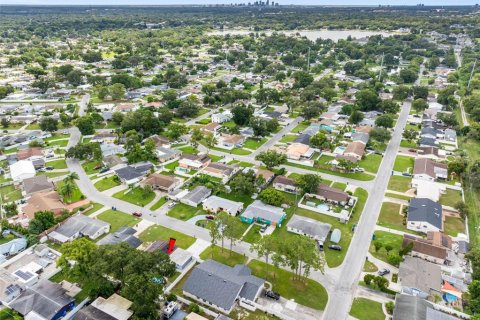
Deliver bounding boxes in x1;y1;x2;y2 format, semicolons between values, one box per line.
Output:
64;172;79;184
60;182;74;202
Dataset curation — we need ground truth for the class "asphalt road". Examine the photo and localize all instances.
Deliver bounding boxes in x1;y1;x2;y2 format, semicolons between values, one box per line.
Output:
321;99;412;320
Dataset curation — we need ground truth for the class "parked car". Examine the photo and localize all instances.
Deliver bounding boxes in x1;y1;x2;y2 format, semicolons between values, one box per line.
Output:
316;240;324;251
45;166;53;171
260;224;268;233
378;268;390;276
408;149;417;152
265;290;280;300
167;202;176;209
99;167;109;173
94;164;102;170
132;211;142;217
206;215;215;220
329;245;342;251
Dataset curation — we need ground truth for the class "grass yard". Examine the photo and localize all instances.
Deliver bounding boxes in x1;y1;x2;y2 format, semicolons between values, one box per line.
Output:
369;231;403;266
45;159;68;169
113;187;156;207
139;225;196;249
387;175;412;193
349;298;385;320
179;145;198;154
440;189;463;207
358;154;383;173
385;192;413;201
363;260;378;272
286;161;374;181
208;154;223;162
242;224;262;243
0;185;23;203
83;203;104;216
331;182;347;191
231;148;252;155
248;259;328;310
444;216;465;237
291;122;310;133
279;134;297;143
377;202;406;232
47;139;69;147
400;139;417;148
217;191;255;206
150;196;167;210
97;209;140;232
393;155;415;173
167;203;205;220
94;176;121;191
45;134;69;142
200;245;248;267
37;171;69;178
164;160;179;171
4;147;18;154
56;180;84;204
82;160;103;175
243;138;267;150
0;308;23;320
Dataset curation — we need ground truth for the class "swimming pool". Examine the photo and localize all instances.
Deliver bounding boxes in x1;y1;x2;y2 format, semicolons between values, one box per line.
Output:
333;146;346;155
317;204;330;211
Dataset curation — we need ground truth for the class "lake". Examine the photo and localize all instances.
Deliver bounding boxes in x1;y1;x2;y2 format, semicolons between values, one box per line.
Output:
208;29;399;42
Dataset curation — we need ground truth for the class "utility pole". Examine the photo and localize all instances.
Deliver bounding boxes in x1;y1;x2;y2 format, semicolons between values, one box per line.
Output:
468;59;477;90
307;47;311;72
378;52;385;82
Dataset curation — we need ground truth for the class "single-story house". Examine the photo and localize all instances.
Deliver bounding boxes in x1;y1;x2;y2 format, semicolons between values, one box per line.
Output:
142;173;180;193
419;137;438;148
417;147;443;160
48;214;110;243
287;215;331;244
149;135;171;149
103;155;126;170
402;234;449;265
22;175;54;196
272;175;297;193
22;191;67;220
212;111;232;124
285;143;314;160
312;184;350;205
73;294;133;320
343;141;365;161
10;160;36;181
218;134;245;150
351;132;369;144
178;154;211;171
420;127;440;139
444;128;457;142
203;162;239;183
202;122;222;136
91;132;117;144
180;186;212;207
97;227;143;248
114;162;153;185
101;143;126;157
398;256;442;299
202;195;244;216
413;158;448;181
17;147;43;161
183;259;265;314
241;200;286;226
255;169;275;185
10;280;75;320
169;248;194;271
393;294;458;320
0;268;24;304
407;198;443;234
156;147;181;163
0;238;27;262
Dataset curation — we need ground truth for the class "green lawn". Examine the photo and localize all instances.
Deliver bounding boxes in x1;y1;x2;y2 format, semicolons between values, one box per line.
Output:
164;160;179;171
444;216;465;237
113;187;156;207
369;231;403;266
400;139;417;148
82;160;103;175
331;182;347;191
393;155;414;173
387;175;412;192
4;147;18;154
377;202;406;232
47;140;68;147
94;176;121;191
242;224;262;243
167;203;205;220
208;154;223;162
150;197;167;210
179;146;198;154
45;133;69;142
217;191;255;206
243;138;267;150
349;298;385;320
45;159;68;169
200;245;248;267
291;122;310;133
0;185;23;203
139;225;196;249
83;203;104;216
56;180;84;204
286;161;374;181
358;154;383;173
385;192;413;201
291;188;368;267
37;171;69;178
440;189;463;207
248;259;328;310
97;209;140;232
279;134;297;143
231;148;252;155
363;260;379;272
0;308;22;320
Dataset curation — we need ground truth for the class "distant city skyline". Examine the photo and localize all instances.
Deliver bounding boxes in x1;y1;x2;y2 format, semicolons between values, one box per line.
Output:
1;0;479;6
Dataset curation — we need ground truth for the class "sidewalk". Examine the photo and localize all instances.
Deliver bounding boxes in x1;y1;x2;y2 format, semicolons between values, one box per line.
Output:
374;225;419;237
102;185;127;196
186;238;210;260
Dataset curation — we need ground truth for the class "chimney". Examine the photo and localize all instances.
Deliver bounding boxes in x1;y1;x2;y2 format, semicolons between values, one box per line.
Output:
167;238;176;254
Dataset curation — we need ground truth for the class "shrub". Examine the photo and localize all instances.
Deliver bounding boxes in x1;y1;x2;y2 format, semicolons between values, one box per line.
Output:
386;301;394;314
166;293;177;302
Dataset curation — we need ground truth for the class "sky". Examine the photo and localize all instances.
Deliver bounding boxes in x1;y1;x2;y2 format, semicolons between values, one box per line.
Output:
1;0;479;5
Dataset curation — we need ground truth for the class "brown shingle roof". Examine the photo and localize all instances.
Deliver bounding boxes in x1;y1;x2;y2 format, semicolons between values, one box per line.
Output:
22;191;66;219
273;175;296;186
315;184;349;203
17;147;42;160
143;173;176;188
413;158;447;178
344;141;365;157
403;234;447;260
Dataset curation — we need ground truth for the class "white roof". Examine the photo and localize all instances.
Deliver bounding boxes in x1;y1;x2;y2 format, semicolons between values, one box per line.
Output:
9;160;35;181
170;248;193;266
203;195;243;212
411;178;447;202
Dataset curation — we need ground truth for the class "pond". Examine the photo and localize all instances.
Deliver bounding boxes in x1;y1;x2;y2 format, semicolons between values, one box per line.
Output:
209;29;400;42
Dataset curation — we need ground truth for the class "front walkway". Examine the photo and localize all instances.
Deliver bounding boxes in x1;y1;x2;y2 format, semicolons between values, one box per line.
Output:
186;238;210;260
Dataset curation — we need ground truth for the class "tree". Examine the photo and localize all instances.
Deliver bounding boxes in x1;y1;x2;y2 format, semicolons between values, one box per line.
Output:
1;118;10;128
370;128;391;144
292;71;314;88
364;274;375;286
166;123;188;140
221;213;244;255
392;85;411;101
259;188;285;206
204;133;217;152
349;109;364;124
232;104;253;126
310;131;330;150
176;100;199;118
29;211;56;234
75;116;95;135
39;117;58;132
374;276;389;290
402;129;418;143
355;89;380;111
296;174;321;194
379;100;400;114
190;127;203;148
208;219;221;257
302;103;323;120
399;68;418;83
111;112;124;125
109;83;126;100
373;241;383;252
66;142;102;161
412;98;428;114
66;70;83;86
60;113;71;126
229;171;256;196
250;235;277;280
413;86;429;100
255;150;287;170
65;172;79;184
375;114;394;128
60;182;75;201
249;117;269;137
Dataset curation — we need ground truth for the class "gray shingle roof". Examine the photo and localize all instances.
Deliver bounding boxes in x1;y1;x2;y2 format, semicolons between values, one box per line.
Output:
183;260;264;311
294;133;311;145
182;186;211;205
241;200;286;224
97;227;142;248
407;198;443;229
393;294;458;320
23;175;54;195
73;305;117;320
115;162;152;181
52;214;109;239
287;215;331;241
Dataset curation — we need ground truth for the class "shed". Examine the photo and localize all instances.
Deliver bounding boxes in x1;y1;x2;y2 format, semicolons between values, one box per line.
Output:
330;229;341;244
